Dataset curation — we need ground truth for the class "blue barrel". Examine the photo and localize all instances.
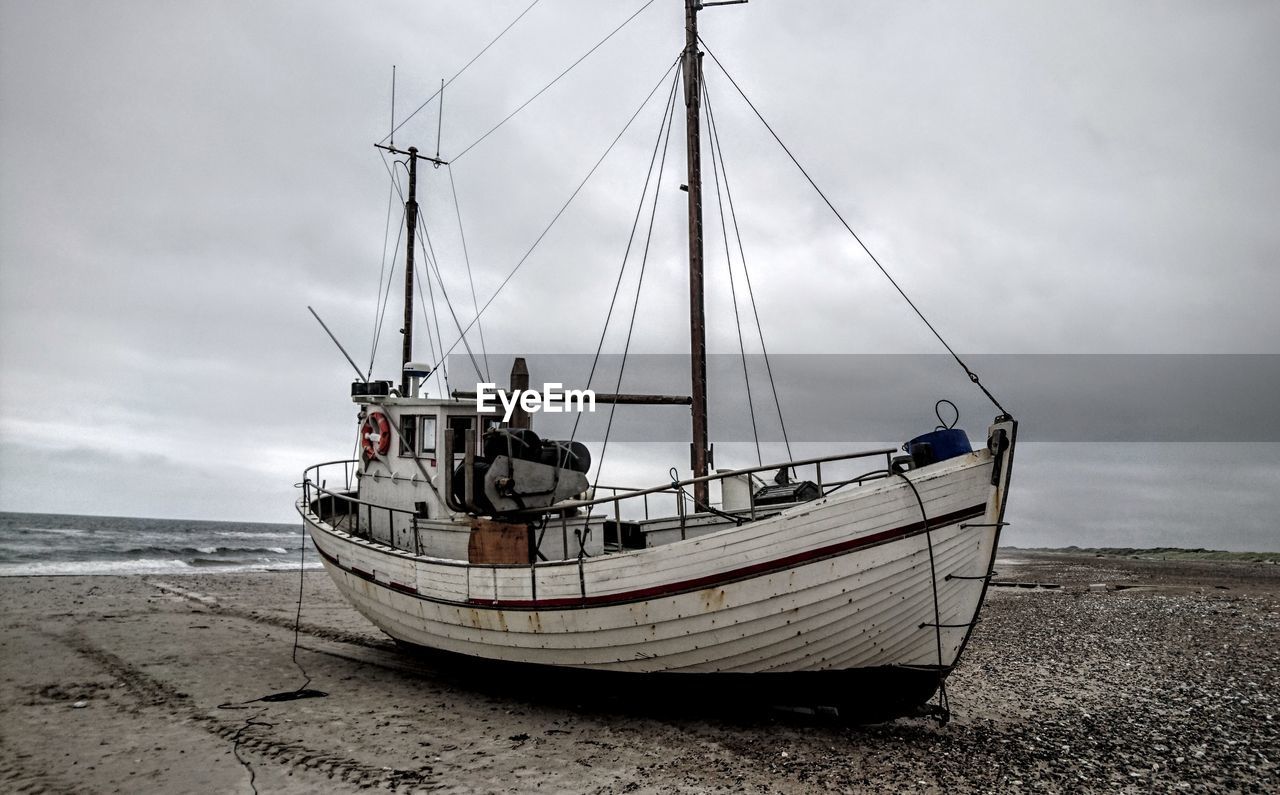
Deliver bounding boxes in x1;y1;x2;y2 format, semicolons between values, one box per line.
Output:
907;428;972;465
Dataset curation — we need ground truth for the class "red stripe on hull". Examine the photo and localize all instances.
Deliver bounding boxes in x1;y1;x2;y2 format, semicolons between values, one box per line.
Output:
473;503;985;608
313;502;986;611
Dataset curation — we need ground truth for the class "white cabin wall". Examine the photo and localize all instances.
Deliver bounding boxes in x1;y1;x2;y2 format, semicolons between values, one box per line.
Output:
355;400;456;545
350;397;609;560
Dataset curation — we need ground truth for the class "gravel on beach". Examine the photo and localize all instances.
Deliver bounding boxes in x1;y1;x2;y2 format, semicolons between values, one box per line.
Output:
1;551;1276;793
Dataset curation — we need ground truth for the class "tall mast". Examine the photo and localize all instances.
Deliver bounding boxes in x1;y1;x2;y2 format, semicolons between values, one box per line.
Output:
684;0;710;508
401;147;419;397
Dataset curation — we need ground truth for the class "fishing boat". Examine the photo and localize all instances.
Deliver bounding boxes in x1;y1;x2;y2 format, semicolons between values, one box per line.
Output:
298;0;1016;720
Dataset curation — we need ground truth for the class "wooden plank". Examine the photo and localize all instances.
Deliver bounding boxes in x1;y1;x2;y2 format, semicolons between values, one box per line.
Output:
467;518;531;565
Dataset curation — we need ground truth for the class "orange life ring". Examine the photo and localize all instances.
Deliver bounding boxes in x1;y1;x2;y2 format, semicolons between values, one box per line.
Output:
361;412;392;460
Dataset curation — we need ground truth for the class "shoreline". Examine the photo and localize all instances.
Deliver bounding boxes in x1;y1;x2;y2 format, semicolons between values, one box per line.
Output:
1;550;1275;792
1005;546;1280;563
5;544;1277;580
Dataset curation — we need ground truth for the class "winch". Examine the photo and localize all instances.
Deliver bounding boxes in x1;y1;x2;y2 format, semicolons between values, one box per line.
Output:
452;428;590;516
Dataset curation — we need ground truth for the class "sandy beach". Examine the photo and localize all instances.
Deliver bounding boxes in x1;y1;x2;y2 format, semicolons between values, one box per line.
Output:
1;550;1275;794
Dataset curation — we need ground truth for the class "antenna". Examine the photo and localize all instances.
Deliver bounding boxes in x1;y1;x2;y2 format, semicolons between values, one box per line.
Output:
435;78;444;162
308;306;368;383
390;65;397;147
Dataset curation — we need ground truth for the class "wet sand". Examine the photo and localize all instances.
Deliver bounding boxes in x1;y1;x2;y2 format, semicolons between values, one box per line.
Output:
1;551;1276;793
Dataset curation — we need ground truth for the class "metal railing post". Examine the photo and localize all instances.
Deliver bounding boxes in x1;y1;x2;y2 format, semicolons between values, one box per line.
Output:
677;489;687;540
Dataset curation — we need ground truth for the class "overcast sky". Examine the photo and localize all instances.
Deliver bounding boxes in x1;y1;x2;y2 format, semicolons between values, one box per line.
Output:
1;1;1277;549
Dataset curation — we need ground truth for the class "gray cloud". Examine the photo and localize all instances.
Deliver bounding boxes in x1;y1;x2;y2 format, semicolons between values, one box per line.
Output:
2;2;1277;548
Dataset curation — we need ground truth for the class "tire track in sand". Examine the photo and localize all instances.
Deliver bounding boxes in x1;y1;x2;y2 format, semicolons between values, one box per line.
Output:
61;631;436;792
147;580;389;651
0;732;82;795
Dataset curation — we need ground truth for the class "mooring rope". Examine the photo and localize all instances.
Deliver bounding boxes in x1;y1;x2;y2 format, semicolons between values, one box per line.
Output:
895;470;951;724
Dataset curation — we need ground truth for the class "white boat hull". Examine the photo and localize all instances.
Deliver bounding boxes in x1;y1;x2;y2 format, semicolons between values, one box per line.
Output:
298;420;1015;694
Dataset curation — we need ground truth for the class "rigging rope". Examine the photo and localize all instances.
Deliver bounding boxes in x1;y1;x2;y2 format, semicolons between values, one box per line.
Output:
452;0;657;163
586;71;681;521
699;36;1010;418
367;177;399;378
418;228;450;397
669;467;745;526
702;78;762;466
380;0;543;145
218;508;329;793
701;73;794;462
377;148;483;392
449;165;491;382
895;470;952;725
570;67;683;447
389;165;446;395
368;207;404;377
414;242;444;392
410;186;449;382
415;209;485;384
372;157;443;386
427;57;681;374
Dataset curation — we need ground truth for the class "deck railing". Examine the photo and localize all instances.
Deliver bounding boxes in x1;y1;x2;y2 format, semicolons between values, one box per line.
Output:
522;447;898;544
301;447;898;556
301;459;424;551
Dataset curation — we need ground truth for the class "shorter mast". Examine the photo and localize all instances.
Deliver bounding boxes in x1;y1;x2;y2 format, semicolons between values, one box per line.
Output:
402;147;419;396
374;143;449;396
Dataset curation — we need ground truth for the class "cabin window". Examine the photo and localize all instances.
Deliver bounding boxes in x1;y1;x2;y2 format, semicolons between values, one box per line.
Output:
396;415;438;458
418;415;438;456
448;416;474;461
399;415;417;457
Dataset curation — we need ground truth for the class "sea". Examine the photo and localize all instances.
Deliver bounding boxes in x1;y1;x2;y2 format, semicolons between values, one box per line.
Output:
0;511;318;577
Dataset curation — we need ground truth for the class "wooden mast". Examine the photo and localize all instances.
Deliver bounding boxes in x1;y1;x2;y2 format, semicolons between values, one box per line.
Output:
401;147;419;397
684;0;710;508
373;143;449;397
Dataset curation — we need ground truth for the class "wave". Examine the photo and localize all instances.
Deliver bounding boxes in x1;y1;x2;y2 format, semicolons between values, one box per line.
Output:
0;558;193;577
14;526;92;536
0;545;302;566
188;556;307;568
213;531;299;539
111;545;299;559
0;557;323;577
0;512;310;576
